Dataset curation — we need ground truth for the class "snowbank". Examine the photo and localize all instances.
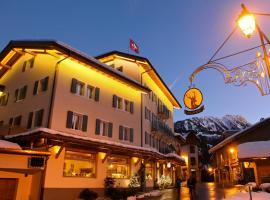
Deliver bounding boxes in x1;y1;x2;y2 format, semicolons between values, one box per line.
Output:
0;140;21;150
238;141;270;158
260;183;270;191
224;191;270;200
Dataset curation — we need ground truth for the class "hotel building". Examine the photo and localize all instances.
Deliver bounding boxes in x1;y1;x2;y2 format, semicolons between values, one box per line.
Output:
0;40;185;199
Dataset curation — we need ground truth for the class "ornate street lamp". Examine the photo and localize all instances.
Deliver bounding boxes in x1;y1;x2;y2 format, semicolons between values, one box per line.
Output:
184;4;270;115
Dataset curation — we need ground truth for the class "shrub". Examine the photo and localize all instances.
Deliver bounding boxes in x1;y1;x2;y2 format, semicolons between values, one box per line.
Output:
79;188;98;200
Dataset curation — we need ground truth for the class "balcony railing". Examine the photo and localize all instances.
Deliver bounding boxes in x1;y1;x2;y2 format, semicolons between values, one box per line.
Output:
157;104;170;119
151;120;174;137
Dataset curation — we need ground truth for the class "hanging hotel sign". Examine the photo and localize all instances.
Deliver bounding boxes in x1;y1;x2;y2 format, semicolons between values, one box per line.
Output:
183;87;204;115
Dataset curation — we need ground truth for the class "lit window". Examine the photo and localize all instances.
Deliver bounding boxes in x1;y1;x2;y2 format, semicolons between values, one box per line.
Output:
63;151;96;178
66;111;88;132
87;85;95;99
107;156;129;179
76;82;84;95
72;113;83;130
145;163;153;180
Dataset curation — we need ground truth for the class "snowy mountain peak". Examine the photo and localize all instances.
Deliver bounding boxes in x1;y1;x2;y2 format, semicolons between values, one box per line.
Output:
175;115;251;134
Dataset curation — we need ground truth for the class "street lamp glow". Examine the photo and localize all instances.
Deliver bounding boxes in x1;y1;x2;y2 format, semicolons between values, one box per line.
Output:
229;148;235;154
237;12;256;38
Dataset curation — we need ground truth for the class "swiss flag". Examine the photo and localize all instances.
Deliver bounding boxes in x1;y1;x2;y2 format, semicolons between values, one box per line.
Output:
129;39;139;54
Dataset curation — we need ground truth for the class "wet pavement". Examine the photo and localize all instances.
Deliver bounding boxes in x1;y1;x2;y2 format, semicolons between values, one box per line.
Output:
152;182;240;200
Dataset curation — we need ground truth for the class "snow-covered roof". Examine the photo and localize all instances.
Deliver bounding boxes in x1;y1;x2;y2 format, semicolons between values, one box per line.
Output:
209;117;270;153
0;140;21;150
5;128;185;163
238;141;270;159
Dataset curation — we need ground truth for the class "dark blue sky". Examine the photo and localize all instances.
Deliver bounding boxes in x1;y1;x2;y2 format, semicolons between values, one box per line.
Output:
1;0;270;123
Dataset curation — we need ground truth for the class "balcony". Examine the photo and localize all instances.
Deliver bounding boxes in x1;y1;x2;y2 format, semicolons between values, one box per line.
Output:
157;104;170;119
151;120;174;137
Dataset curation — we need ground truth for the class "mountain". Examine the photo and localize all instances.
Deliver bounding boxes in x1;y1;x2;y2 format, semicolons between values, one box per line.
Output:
175;115;251;134
174;115;251;170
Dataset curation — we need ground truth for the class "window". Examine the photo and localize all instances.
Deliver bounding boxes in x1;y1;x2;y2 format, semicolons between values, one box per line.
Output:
26;109;44;129
112;95;122;109
116;66;123;72
15;85;27;102
119;126;133;143
34;109;44;127
66;111;88;132
190;157;196;166
86;85;100;102
22;58;35;72
0;121;4;126
63;151;96;178
113;95;133;113
124;100;134;113
145;163;153;180
145;132;150;145
87;85;95;99
33;77;49;95
70;78;84;96
95;119;113;137
190;145;195;154
145;107;151;120
0;93;9;106
107;156;129;179
13;115;22;126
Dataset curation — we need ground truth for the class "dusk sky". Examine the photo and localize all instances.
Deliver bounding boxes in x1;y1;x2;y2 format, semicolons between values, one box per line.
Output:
1;0;270;123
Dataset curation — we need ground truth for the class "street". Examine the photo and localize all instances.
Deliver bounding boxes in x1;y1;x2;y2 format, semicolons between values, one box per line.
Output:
154;183;239;200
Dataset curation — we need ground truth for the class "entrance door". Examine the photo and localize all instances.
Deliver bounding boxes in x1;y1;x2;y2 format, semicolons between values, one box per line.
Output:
0;178;18;200
243;168;255;183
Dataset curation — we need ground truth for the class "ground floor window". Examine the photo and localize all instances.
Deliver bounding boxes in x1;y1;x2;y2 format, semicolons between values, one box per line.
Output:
107;156;130;179
145;163;153;180
63;151;96;178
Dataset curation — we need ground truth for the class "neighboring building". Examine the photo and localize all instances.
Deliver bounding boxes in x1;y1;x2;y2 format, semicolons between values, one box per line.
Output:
0;40;185;199
176;131;201;182
0;140;50;200
209;118;270;185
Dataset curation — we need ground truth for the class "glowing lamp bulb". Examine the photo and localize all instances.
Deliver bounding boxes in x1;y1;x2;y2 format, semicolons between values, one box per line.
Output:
229;148;235;154
237;13;256;38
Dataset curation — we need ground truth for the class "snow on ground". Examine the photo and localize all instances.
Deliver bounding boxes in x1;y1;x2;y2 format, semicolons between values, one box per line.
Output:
0;140;21;150
128;190;163;199
238;141;270;158
224;192;270;200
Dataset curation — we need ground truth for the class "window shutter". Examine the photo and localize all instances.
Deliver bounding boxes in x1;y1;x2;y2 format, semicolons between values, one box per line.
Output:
119;125;123;140
82;115;88;132
70;78;77;93
130;102;134;113
22;61;26;72
14;89;19;102
108;122;113;138
94;87;100;102
66;111;73;128
33;81;39;95
27;112;33;129
130;128;134;143
112;95;117;107
43;76;49;91
22;85;27;99
95;119;101;135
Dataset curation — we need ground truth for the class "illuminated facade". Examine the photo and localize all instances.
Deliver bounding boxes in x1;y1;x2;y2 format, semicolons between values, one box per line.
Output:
0;40;185;199
209;118;270;185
